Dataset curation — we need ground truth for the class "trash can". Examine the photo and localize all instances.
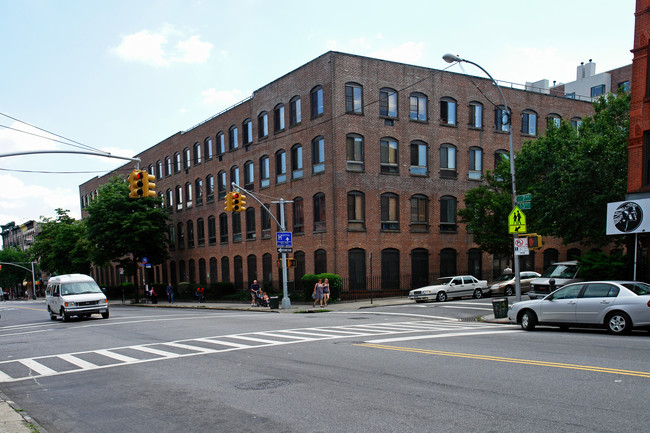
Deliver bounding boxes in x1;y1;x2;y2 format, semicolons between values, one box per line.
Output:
269;296;280;309
492;298;509;319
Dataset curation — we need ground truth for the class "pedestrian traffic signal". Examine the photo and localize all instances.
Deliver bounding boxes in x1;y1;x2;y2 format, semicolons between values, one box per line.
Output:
286;258;296;268
232;192;243;212
143;172;156;197
526;233;543;249
224;192;234;211
128;170;145;198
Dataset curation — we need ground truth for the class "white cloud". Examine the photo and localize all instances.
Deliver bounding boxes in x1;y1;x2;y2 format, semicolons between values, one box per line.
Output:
111;26;213;67
0;121;60;153
324;37;425;65
201;88;246;109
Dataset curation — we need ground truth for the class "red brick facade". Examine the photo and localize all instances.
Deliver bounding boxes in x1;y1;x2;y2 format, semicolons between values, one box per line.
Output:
80;52;594;291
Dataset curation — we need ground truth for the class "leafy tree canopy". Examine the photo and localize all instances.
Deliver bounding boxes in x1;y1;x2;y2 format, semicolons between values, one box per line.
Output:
29;208;91;275
84;176;170;277
459;91;630;255
0;247;32;288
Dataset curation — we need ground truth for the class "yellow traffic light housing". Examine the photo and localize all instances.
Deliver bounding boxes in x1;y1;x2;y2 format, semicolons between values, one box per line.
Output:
224;192;233;212
526;233;543;250
237;193;247;212
232;192;242;212
143;172;156;197
286;258;297;268
128;170;145;198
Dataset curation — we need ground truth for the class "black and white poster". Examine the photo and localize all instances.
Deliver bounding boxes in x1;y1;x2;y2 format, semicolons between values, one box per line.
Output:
606;199;650;235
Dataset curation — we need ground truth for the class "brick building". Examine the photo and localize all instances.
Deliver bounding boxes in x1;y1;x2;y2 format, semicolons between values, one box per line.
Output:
79;51;595;293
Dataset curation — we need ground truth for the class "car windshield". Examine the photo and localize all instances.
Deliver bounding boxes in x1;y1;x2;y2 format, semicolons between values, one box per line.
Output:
622;282;650;295
435;278;454;285
541;264;578;279
493;274;513;282
61;282;103;295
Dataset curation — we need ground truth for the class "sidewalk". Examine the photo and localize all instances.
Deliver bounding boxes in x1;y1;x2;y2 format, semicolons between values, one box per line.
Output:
0;391;45;433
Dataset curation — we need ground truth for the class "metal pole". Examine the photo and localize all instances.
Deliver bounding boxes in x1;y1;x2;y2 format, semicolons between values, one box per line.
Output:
279;199;291;309
31;261;37;299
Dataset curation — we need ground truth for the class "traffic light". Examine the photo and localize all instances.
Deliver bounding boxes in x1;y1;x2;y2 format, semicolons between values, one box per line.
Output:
143;172;156;197
237;193;247;212
526;233;543;249
286;258;297;268
232;192;242;212
128;170;145;198
224;192;233;211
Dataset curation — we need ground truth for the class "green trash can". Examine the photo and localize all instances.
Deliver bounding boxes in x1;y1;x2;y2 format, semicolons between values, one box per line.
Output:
492;298;508;319
269;296;280;309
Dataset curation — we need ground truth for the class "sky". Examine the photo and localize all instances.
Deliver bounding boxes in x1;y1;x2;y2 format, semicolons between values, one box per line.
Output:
0;0;636;245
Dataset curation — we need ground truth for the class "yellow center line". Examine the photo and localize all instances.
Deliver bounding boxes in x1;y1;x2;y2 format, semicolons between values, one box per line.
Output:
2;305;47;312
355;343;650;378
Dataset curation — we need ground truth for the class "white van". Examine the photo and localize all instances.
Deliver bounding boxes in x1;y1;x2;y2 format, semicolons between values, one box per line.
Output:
46;274;109;321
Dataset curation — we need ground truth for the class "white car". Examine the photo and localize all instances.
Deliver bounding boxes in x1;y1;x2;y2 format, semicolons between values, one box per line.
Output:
408;276;488;303
46;274;109;321
508;281;650;334
489;271;541;296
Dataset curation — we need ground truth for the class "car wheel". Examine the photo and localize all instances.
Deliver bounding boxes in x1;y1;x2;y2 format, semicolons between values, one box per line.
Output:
102;311;110;319
61;308;69;322
473;288;483;299
520;310;537;331
436;291;447;302
606;311;632;335
504;286;514;296
48;306;57;321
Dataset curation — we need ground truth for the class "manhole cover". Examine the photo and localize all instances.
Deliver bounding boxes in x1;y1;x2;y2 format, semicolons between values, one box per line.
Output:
235;379;291;390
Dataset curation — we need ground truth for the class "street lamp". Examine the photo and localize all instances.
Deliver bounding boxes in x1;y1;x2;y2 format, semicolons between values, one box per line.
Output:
442;53;522;301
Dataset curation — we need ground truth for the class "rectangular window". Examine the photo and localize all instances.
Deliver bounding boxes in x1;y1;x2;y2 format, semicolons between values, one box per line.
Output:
590;84;605;98
291;146;303;179
276;152;287;183
313;195;326;232
217;134;225;154
469;149;482;180
347;193;365;230
246;210;256;240
410;197;428;232
470;104;482;128
440;100;456;125
208;217;216;245
260;158;270;188
380;195;399;230
293;200;304;234
290;98;301;126
311;88;324;118
410;95;427;121
229;127;238;150
380;138;398;173
244;121;253;144
618;81;630;92
410;142;427;175
232;213;241;243
345;85;363;114
346;135;364;171
312;137;325;173
258;113;268;138
495;108;510;132
379;89;397;117
522;113;537;135
274;106;285;132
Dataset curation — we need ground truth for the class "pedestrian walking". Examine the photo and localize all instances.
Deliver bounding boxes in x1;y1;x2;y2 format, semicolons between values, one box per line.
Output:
323;278;331;306
166;284;174;303
313;278;324;308
196;286;205;303
250;280;260;306
150;287;158;304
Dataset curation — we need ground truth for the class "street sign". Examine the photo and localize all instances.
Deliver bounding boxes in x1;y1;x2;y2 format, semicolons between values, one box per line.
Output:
276;232;292;248
514;237;529;256
516;194;532;203
519;201;531;210
277;247;293;253
508;206;527;234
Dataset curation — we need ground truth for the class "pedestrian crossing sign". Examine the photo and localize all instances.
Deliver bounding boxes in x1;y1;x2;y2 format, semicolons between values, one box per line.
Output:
508;206;527;234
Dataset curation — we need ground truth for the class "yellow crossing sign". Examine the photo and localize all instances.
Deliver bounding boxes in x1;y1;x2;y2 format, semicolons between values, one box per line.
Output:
508;206;527;234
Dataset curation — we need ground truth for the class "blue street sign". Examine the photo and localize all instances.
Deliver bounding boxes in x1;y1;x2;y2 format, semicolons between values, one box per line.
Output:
276;232;292;248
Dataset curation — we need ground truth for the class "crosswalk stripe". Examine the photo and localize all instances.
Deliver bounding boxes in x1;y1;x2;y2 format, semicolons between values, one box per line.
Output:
165;342;217;353
131;346;181;358
195;338;251;349
19;359;57;376
95;350;139;363
0;370;12;382
256;331;315;341
226;335;282;344
58;354;97;370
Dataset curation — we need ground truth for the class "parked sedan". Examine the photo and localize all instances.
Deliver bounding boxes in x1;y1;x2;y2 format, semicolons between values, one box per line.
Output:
508;281;650;334
489;271;540;296
408;275;488;302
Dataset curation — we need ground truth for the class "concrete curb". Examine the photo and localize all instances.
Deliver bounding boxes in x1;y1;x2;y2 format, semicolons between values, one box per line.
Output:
0;390;47;433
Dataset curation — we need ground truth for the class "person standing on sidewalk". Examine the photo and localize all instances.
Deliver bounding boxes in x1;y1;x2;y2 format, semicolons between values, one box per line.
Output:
323;278;331;306
250;280;260;306
166;284;174;303
196;286;205;303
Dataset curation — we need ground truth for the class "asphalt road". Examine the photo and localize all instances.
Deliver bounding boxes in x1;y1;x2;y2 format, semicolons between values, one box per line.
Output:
1;299;649;432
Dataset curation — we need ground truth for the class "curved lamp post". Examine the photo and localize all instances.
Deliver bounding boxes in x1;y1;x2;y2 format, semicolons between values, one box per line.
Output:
442;53;522;301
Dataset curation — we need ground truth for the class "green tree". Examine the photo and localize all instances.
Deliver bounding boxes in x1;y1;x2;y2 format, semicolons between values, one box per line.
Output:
458;162;513;258
516;92;630;246
84;176;170;280
0;247;32;289
29;208;91;275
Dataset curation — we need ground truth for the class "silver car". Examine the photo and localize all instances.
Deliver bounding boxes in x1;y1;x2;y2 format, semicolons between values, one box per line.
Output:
508;281;650;334
489;271;540;296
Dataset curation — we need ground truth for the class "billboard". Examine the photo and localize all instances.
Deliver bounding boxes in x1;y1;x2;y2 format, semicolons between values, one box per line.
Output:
606;199;650;235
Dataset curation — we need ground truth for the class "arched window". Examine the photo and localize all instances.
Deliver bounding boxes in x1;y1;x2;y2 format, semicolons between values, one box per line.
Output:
217;171;227;200
216;132;225;155
290;96;301;126
348;248;366;290
156;160;163;180
258;111;268;138
244;160;254;190
260;156;270;188
165;156;172;176
206;175;214;202
186;220;194;248
173;152;181;173
379;87;397;117
313;193;326;232
230;165;239;187
165;188;173;208
291;144;303;179
193;142;201;165
243;119;253;145
469;101;483;129
229;125;238;151
314;249;327;274
380;193;399;231
521;109;538;135
195;178;203;206
440;143;456;177
380;137;398;173
440;248;457;277
440;97;457;125
175;185;183;211
547;113;561;129
347;191;365;231
183;147;191;169
346;134;364;172
219;213;228;244
185;182;193;207
410;140;427;175
245;208;256;240
196;218;205;246
495;105;510;132
469;147;482;180
409;92;427;121
410;194;428;232
345;82;363;114
208;216;216;245
312;136;325;173
204;137;213;160
440;195;457;232
411;248;429;288
311;85;324;118
274;103;285;132
381;248;400;290
275;150;287;183
293;197;304;234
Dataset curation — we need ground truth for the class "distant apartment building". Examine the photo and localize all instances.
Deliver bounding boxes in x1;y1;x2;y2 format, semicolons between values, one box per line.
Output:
547;60;632;102
1;220;40;251
79;51;595;292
